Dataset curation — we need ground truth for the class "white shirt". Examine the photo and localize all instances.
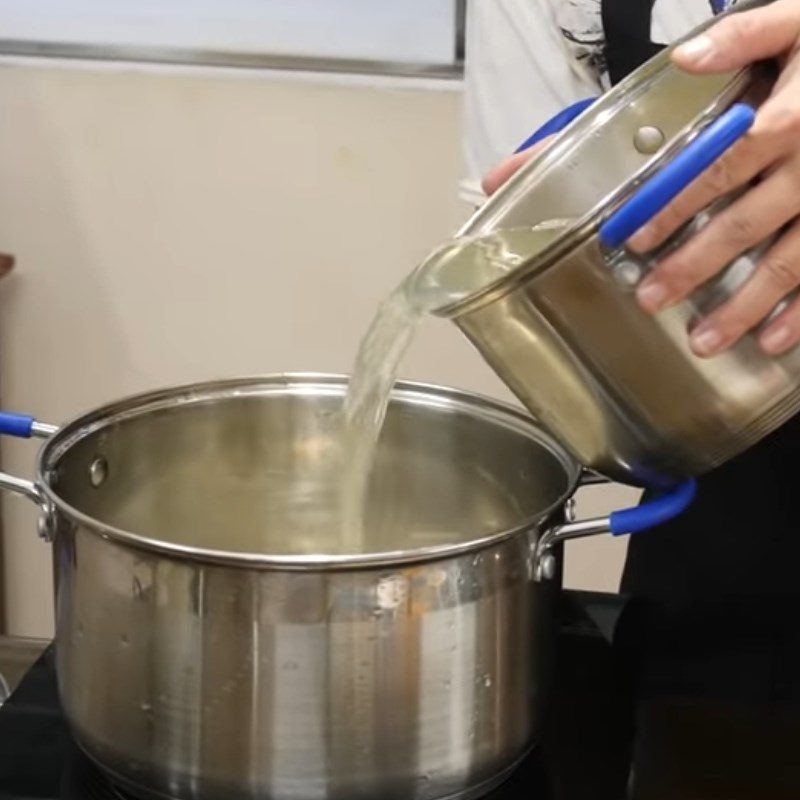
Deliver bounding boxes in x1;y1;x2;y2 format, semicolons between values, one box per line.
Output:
462;0;735;203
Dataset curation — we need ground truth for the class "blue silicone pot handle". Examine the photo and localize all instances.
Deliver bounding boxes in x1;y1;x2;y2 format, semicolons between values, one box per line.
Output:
0;412;35;438
514;97;597;153
600;103;755;249
610;479;697;536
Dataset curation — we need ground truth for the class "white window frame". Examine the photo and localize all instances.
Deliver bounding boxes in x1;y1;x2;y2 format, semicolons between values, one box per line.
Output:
0;1;466;78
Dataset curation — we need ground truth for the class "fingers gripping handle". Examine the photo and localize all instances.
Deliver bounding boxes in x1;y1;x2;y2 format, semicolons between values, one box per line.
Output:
513;101;754;250
599;104;756;249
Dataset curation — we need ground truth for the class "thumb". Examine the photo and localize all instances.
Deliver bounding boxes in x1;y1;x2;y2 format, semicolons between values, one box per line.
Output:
673;1;800;73
481;136;553;197
482;150;537;196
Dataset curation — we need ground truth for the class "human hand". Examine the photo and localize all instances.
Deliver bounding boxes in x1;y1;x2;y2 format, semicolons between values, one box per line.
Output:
629;1;800;357
481;136;555;197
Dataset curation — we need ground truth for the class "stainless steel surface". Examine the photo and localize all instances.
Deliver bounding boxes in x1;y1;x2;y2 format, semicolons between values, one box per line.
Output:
0;636;48;704
0;470;45;508
31;420;59;438
533;517;614;582
438;1;793;486
0;374;604;800
33;376;584;569
633;125;665;155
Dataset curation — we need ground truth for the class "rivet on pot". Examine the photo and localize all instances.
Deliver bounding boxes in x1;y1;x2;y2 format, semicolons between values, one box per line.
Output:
613;260;643;288
540;554;557;581
89;457;108;488
634;125;665;155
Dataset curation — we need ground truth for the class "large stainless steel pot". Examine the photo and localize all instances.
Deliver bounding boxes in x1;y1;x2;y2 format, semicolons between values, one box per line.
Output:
438;0;795;487
0;375;692;800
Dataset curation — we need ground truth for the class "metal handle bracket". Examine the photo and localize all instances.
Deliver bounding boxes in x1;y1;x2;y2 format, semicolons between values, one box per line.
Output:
535;478;697;581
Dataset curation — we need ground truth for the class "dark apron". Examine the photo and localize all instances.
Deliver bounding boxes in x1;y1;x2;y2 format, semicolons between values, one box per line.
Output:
599;2;800;795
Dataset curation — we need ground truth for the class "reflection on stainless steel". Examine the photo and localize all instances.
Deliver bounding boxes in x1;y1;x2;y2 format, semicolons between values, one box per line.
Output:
0;375;584;800
441;1;794;487
31;420;59;438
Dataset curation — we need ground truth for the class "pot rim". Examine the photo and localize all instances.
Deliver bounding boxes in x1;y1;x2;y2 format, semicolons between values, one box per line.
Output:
433;44;756;320
36;373;582;570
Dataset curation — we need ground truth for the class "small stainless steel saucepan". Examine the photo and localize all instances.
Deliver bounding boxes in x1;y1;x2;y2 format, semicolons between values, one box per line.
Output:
438;0;796;488
0;375;693;800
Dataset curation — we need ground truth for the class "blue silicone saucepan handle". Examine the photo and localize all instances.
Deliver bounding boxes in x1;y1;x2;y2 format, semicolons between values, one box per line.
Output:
514;97;597;153
610;479;698;536
0;412;36;438
599;103;756;249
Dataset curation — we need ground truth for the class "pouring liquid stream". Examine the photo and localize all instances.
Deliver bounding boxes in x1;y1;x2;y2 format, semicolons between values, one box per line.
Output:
338;221;569;552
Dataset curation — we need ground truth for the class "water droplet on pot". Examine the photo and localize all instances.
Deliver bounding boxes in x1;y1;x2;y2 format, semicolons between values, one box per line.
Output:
483;675;492;688
120;634;129;648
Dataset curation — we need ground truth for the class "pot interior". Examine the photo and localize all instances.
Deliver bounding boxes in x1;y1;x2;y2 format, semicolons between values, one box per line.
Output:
43;377;577;561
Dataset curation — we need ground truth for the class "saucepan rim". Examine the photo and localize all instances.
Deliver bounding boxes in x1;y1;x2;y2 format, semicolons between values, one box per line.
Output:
35;373;582;571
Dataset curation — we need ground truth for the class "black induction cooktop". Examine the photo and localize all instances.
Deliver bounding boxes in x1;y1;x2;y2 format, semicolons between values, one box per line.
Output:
2;592;800;800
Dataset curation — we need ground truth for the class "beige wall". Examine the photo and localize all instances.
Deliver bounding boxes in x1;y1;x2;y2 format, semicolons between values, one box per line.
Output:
0;59;633;638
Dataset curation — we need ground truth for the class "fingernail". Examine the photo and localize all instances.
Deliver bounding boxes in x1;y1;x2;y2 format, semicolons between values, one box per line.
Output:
761;324;793;355
674;35;714;63
636;281;669;312
627;225;655;253
691;327;724;357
